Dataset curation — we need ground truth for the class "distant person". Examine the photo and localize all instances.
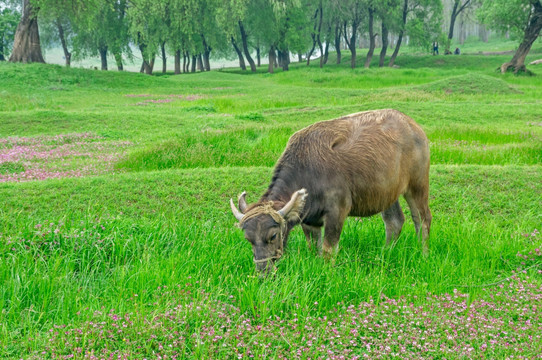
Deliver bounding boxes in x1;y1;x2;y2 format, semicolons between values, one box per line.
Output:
454;47;460;55
433;42;439;55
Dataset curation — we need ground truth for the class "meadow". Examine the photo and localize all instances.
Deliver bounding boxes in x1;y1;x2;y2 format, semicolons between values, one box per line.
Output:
0;46;541;358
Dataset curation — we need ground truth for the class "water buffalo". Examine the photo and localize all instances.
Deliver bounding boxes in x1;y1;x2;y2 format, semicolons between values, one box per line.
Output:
230;109;432;273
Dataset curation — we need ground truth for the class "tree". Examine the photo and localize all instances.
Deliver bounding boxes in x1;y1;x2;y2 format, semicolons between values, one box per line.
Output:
0;7;20;61
9;0;45;62
375;0;400;67
305;0;324;66
38;3;76;67
128;0;169;74
217;0;258;72
388;0;442;67
249;0;306;73
479;0;542;74
338;0;366;69
60;0;130;71
168;0;197;74
446;0;478;54
364;4;376;68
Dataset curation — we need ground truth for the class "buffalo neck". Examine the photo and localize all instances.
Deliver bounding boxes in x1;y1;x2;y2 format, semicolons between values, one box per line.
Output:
259;164;299;210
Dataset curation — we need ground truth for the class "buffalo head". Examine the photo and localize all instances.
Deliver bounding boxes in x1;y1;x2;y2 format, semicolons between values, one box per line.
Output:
230;189;307;274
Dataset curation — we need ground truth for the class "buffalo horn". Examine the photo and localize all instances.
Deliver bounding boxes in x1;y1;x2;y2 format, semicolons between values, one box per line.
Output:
278;189;307;217
230;198;244;221
238;191;248;213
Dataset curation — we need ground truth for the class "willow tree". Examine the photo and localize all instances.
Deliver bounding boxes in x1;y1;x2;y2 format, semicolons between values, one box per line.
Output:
9;0;99;64
249;0;306;73
217;0;258;72
128;0;169;74
479;0;542;74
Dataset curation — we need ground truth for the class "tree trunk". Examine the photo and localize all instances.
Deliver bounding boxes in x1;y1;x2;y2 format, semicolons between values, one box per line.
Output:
379;22;389;67
389;0;408;67
277;49;283;68
140;57;153;75
203;50;211;71
256;45;261;66
298;53;302;62
364;7;376;68
239;21;256;72
114;52;123;71
323;33;330;65
55;19;71;67
0;38;5;61
316;1;324;68
138;35;152;74
191;55;196;72
197;53;204;72
174;49;181;74
147;55;155;75
268;45;275;73
9;0;45;63
478;24;488;42
281;49;290;71
306;8;319;66
344;20;358;69
335;22;341;64
161;41;167;73
184;52;190;73
447;12;458;54
501;1;542;74
231;37;246;71
99;45;108;70
447;0;472;54
459;18;466;45
389;31;403;67
201;34;211;71
306;44;315;66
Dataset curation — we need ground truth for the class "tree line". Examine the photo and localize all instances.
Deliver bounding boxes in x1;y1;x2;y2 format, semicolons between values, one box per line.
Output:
2;0;542;74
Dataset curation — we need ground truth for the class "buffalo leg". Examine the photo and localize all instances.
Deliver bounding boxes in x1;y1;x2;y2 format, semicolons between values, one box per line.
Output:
302;224;322;251
322;209;348;259
404;190;432;254
381;200;405;246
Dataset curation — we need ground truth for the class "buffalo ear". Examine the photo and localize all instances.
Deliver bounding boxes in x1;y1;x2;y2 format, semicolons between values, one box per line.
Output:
278;189;308;222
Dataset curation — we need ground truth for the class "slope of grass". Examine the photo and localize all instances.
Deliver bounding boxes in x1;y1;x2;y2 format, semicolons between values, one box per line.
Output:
0;43;541;357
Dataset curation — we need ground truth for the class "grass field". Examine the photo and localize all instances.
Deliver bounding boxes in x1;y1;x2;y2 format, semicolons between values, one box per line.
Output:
1;45;541;358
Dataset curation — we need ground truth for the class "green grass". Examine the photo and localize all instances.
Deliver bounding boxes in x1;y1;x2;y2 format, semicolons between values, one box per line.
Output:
0;41;541;358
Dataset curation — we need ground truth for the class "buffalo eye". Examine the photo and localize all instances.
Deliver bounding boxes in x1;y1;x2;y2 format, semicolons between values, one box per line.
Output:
270;233;277;241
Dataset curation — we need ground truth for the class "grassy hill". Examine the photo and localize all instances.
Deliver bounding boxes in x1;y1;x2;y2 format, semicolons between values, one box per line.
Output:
0;49;541;358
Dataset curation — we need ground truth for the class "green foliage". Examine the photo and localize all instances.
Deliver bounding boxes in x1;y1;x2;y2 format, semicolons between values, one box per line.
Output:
0;7;20;60
406;0;443;49
478;0;538;39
